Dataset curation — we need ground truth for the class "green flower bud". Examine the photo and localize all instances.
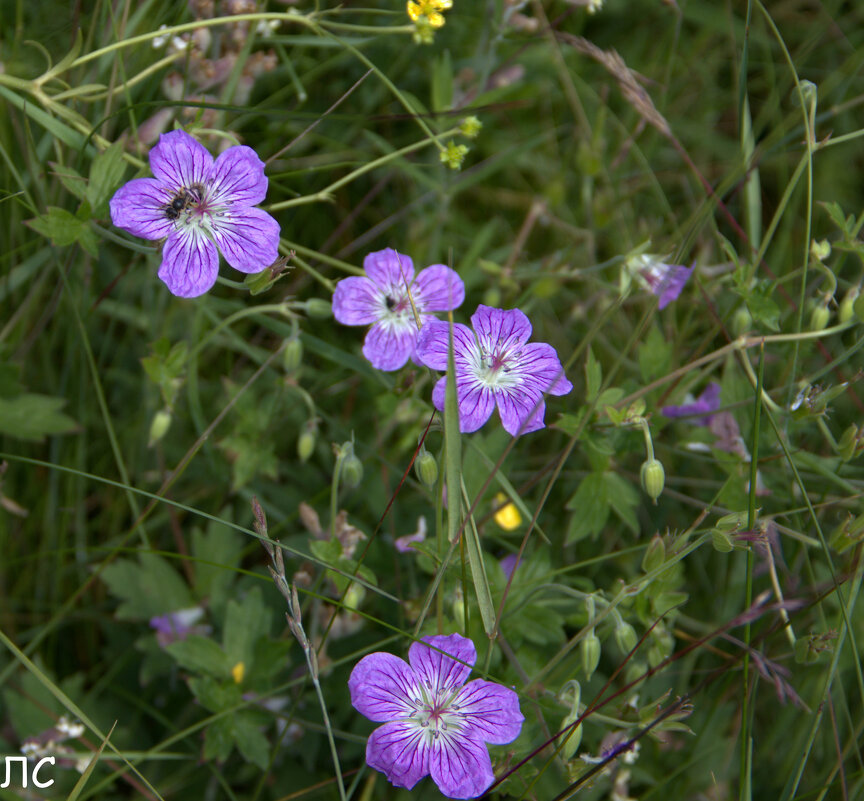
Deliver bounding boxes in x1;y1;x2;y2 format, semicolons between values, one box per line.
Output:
838;286;860;324
297;424;316;463
341;450;364;489
641;533;666;573
304;298;333;319
244;266;277;295
732;305;752;337
581;631;601;679
148;409;172;446
460;116;482;138
414;449;439;489
838;424;861;463
559;682;583;761
282;338;303;373
809;303;831;331
640;458;665;504
810;238;831;262
615;621;638;655
440;140;469;170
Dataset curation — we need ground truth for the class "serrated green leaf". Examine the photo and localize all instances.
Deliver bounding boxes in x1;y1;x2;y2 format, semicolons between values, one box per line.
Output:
168;637;232;679
745;288;780;332
0;392;78;441
565;473;609;543
87;140;127;217
554;410;587;437
232;711;271;770
100;552;193;620
309;537;343;565
189;675;243;712
49;161;88;201
203;716;235;762
192;517;243;615
27;206;87;246
223;588;270;668
605;472;640;534
596;387;624;408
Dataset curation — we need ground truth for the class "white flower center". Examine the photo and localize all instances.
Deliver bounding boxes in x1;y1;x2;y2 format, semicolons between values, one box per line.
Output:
164;182;226;238
406;682;466;745
470;338;522;390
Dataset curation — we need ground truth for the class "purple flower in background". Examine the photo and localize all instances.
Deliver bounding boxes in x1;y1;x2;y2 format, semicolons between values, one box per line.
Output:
416;305;573;436
661;382;721;425
332;248;465;371
499;553;521;580
110;129;280;298
149;607;210;648
630;254;695;309
349;632;523;799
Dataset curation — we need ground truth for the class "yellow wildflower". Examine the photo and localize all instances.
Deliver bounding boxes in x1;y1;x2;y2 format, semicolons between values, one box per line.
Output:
407;0;453;29
231;661;245;684
493;493;522;530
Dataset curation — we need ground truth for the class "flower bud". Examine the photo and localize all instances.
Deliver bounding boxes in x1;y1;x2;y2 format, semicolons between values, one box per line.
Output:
581;631;601;679
244;266;277;295
732;305;752;337
838;286;860;324
810;238;831;261
809;303;831;331
440;140;469;170
641;534;666;573
340;443;364;489
640;458;665;504
559;682;583;761
148;409;172;446
304;298;333;319
414;448;439;489
297;424;316;463
282;338;303;373
615;621;638;655
838;424;861;463
460;116;482;138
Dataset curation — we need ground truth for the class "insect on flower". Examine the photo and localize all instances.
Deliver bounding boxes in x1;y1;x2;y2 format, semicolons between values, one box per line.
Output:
110;129;280;298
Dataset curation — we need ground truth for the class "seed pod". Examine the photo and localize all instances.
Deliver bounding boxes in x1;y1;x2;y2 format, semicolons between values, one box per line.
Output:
809;303;831;331
640;458;665;504
838;286;860;324
732;305;752;337
712;529;735;552
559;682;583;761
282;338;303;373
615;621;638;655
414;449;439;489
304;298;333;319
297;424;316;463
641;534;666;573
341;451;364;489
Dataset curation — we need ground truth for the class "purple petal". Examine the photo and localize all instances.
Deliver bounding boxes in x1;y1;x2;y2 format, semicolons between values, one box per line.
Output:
516;342;573;397
149;129;213;190
496;388;546;436
455;679;524;745
432;376;496;434
362;322;417;371
662;381;721;425
159;230;219;298
364;248;415;289
109;177;174;240
499;554;520;579
656;263;695;309
413;265;465;312
471;305;532;352
366;720;430;791
333;276;382;326
408;633;475;696
416;320;477;371
395;518;427;553
209;145;268;207
348;652;419;722
209;207;280;274
430;733;495;799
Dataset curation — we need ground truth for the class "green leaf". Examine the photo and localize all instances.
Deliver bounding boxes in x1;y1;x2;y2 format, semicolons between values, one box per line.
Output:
638;324;671;382
605;472;640;534
223;588;270;669
554;409;587;437
192;516;243;615
565;473;609;543
203;717;235;763
27;206;88;246
0;392;78;441
87;141;127;217
49;161;88;201
745;285;780;332
100;552;193;620
232;711;271;770
168;636;232;679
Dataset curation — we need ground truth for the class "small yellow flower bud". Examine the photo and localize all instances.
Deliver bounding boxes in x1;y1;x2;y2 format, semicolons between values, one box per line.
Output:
640;458;665;504
460;116;482;138
493;493;522;530
440;140;469;170
231;661;245;684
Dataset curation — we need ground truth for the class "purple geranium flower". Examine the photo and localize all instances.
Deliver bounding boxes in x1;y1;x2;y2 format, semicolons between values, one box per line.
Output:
416;305;573;436
661;381;721;425
348;632;523;799
110;129;280;298
332;248;465;371
630;254;695;309
149;607;210;648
